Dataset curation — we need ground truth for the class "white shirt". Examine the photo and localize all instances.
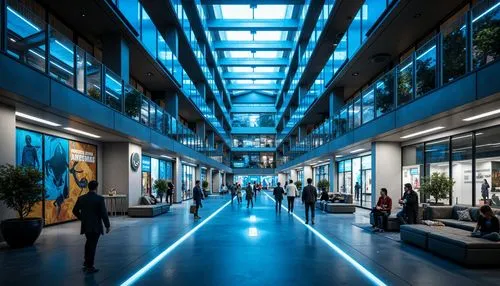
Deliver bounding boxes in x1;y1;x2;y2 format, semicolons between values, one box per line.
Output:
286;184;298;197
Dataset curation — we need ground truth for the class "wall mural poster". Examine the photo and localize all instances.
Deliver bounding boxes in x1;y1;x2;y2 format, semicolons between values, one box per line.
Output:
43;135;70;225
68;140;97;216
492;162;500;192
15;128;43;218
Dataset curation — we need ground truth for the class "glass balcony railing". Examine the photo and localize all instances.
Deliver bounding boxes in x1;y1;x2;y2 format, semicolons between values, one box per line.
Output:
2;0;220;157
278;0;500;166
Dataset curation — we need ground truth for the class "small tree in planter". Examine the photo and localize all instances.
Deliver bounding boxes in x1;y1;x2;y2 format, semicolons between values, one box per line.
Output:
202;181;209;197
419;172;455;205
0;164;44;248
317;179;330;192
153;179;168;203
295;181;302;191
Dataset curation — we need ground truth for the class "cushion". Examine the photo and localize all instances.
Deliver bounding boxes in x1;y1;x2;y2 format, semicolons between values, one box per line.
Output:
469;208;480;222
457;209;472;221
452;205;469;220
422;220;445;226
435;219;476;231
141;196;151;205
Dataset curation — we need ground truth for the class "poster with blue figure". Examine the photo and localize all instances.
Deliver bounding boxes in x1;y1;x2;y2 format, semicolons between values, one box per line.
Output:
44;135;69;219
16;129;43;170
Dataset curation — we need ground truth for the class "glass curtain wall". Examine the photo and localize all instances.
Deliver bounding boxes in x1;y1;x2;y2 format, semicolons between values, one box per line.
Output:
141;155;173;197
313;164;329;187
182;164;195;200
337;155;372;207
402;125;500;208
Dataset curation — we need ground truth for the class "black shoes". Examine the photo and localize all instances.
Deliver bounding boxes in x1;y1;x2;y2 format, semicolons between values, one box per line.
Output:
83;267;99;274
194;215;201;219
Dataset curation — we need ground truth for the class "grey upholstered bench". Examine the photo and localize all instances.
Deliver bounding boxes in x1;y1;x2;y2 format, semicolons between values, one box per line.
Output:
324;203;356;213
128;203;170;217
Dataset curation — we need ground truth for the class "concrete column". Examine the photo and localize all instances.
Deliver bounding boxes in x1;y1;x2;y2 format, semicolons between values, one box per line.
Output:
196;121;206;141
195;165;202;182
290;169;298;182
330;88;345;116
372;142;402;210
207;168;213;194
0;104;16;239
329;158;336;193
278;173;287;186
175;157;183;203
212;170;220;194
102;34;130;84
166;27;179;56
165;92;179;120
223;172;227;186
103;143;142;210
304;165;313;185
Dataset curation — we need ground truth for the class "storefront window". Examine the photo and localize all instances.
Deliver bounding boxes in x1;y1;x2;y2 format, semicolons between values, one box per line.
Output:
232;152;275;168
361;156;372;208
314;164;329;188
232;135;275;148
425;138;450;204
352;158;361;204
476;127;500;208
141;155;152;196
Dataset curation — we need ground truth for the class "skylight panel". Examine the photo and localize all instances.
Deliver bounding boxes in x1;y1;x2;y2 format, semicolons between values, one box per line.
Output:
228;67;253;72
254;51;280;58
254;31;282;41
253;67;278;72
228;51;253;58
220;5;253;19
253;5;287;19
225;31;253;41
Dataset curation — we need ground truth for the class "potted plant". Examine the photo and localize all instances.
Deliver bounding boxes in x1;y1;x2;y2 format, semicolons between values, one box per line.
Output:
419;172;455;205
295;181;302;197
0;164;44;248
153;179;168;203
317;179;330;192
202;180;209;198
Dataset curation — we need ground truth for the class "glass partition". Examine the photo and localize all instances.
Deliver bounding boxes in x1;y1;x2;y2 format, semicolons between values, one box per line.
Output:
416;37;437;97
442;13;467;84
105;68;123;111
472;0;500;69
85;54;102;101
124;85;142;121
49;27;75;87
362;86;375;124
397;55;414;105
375;69;395;117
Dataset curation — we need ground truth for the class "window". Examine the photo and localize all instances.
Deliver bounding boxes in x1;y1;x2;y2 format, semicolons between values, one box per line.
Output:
397;55;414;105
141;7;157;57
231;113;275;127
416;37;437;97
118;0;140;32
362;86;375;124
475;126;500;208
425;138;450;204
472;0;500;69
442;12;467;84
452;133;473;206
347;10;362;59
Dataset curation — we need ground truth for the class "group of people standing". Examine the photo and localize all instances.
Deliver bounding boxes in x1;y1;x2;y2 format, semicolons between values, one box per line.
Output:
273;179;318;225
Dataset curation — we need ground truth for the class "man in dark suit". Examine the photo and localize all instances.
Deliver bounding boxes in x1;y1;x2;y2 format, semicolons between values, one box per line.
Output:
72;180;110;274
302;178;318;225
193;180;203;220
273;182;285;213
397;183;419;224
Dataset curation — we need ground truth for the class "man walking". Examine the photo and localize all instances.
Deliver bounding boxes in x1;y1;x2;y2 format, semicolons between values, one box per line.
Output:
246;182;254;208
286;179;298;213
72;180;110;274
302;178;317;225
273;182;285;213
193;180;203;219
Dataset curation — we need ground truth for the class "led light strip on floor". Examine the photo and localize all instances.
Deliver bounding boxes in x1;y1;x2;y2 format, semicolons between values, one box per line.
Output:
263;192;387;286
120;198;234;286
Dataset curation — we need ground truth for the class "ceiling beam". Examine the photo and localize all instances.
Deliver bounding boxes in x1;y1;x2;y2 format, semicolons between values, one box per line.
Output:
207;19;299;31
227;84;281;90
218;58;289;66
201;0;305;4
213;41;294;50
223;72;286;80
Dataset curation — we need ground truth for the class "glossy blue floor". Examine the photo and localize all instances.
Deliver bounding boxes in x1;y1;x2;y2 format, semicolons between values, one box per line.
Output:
1;193;499;285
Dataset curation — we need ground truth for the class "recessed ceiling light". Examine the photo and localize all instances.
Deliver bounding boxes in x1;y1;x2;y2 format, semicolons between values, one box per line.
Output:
350;148;365;154
64;127;101;138
463;109;500;121
400;126;445;139
335;155;343;158
15;112;61;127
352;72;359;76
146;72;154;77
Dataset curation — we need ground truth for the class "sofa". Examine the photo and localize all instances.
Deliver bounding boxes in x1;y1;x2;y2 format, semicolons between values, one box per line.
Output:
315;193;356;213
128;196;171;217
369;207;425;231
400;205;500;266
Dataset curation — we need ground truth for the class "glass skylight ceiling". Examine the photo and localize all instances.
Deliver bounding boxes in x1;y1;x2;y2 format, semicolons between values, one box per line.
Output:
205;4;300;96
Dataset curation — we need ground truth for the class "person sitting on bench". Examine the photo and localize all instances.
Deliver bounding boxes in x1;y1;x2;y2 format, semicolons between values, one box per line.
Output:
472;205;500;241
372;188;392;232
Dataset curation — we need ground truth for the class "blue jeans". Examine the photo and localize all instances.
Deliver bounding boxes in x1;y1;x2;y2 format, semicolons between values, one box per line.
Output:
472;232;500;241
